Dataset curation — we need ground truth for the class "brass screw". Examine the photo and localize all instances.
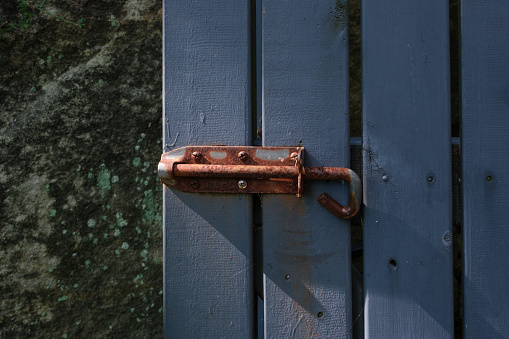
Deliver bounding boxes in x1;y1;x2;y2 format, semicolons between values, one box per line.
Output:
290;152;298;161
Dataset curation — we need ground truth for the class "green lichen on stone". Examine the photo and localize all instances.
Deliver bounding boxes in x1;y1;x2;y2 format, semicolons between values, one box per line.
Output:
115;213;128;227
140;249;148;260
87;219;96;228
133;274;143;284
136;189;162;227
97;164;111;190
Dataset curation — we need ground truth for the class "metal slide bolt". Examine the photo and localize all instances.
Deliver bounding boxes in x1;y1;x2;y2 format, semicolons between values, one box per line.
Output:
158;146;362;219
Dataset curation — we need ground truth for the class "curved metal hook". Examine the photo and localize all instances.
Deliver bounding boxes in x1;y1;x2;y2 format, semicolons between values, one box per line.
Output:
317;169;362;220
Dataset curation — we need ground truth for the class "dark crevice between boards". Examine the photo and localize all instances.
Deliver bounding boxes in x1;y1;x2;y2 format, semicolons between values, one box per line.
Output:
348;0;361;139
348;1;365;335
251;0;264;337
450;0;460;138
252;0;262;147
450;0;462;337
348;0;363;277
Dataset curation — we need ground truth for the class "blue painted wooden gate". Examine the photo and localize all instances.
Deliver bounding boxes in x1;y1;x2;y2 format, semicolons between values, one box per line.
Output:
161;1;509;338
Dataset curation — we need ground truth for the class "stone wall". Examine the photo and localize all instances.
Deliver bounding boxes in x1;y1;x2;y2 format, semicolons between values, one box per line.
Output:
0;0;163;337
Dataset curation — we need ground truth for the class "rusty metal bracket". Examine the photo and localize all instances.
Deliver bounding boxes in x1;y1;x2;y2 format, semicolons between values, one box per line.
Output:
158;146;361;219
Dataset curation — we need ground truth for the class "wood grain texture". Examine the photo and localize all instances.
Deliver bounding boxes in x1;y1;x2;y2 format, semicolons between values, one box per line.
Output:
362;2;454;338
163;1;254;337
261;0;352;337
461;2;509;338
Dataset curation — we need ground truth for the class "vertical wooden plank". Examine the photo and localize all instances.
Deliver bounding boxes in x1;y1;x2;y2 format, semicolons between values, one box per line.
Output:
162;1;254;337
461;2;509;338
262;1;351;337
362;2;454;338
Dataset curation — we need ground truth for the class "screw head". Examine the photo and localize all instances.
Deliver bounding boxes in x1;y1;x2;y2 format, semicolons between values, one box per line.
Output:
238;151;248;161
238;180;248;190
191;152;202;161
290;152;298;161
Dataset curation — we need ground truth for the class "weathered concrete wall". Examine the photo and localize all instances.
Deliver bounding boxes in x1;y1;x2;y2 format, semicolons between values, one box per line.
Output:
0;0;163;337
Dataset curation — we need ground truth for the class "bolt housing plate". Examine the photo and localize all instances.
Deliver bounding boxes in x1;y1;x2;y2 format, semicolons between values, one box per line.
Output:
158;146;303;194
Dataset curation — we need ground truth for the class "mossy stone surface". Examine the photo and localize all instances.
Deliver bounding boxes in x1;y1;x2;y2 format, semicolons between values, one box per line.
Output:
0;1;163;337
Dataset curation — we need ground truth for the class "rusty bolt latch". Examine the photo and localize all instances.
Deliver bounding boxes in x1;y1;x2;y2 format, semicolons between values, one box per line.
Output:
158;146;361;219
